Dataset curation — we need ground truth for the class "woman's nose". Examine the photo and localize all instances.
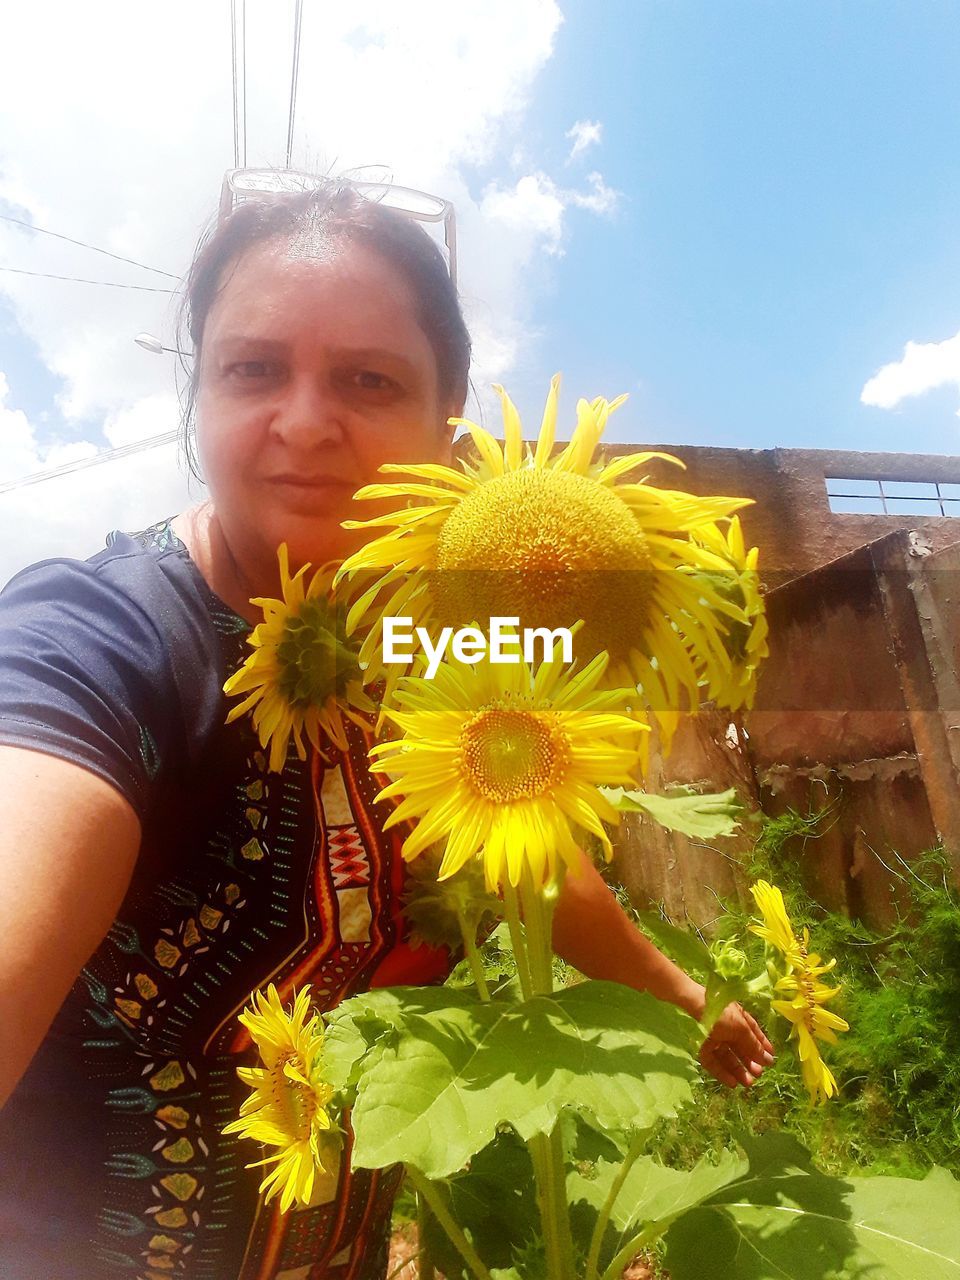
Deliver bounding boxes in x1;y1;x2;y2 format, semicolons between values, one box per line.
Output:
270;377;346;448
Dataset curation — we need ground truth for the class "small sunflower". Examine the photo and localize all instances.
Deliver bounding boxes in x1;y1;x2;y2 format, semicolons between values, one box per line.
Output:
749;881;850;1105
337;379;766;742
223;543;375;772
223;984;338;1212
685;515;769;713
748;879;804;965
369;649;646;892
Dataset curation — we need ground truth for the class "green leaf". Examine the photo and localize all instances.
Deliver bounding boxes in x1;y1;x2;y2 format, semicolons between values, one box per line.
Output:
421;1130;540;1276
569;1148;745;1238
330;981;698;1178
700;971;750;1036
633;911;715;982
666;1131;960;1279
568;1146;745;1272
602;786;742;839
323;996;397;1094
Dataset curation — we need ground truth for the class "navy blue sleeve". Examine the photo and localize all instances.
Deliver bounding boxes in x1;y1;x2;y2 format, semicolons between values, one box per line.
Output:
0;552;215;821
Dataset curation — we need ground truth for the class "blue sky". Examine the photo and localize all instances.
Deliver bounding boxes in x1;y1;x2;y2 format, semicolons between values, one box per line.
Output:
2;0;960;558
490;0;960;452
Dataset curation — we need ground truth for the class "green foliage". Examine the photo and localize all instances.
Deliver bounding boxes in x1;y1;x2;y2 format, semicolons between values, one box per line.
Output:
420;1130;541;1275
377;809;960;1276
601;785;743;840
326;981;699;1178
749;801;837;881
445;920;582;995
401;850;501;954
568;1140;744;1270
642;814;960;1180
665;1132;960;1280
631;910;714;982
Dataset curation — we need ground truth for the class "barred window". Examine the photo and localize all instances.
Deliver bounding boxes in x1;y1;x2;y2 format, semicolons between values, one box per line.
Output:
825;477;960;516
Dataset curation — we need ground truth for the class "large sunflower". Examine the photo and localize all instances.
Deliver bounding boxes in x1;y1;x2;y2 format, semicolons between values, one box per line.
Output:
749;880;850;1105
338;379;766;740
223;984;338;1212
369;649;646;891
223;543;375;772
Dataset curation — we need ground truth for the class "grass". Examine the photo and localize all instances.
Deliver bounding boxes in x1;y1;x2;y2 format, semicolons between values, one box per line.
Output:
646;805;960;1180
392;805;960;1273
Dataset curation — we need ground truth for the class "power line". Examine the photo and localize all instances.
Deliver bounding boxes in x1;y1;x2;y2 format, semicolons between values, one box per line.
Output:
286;0;304;167
242;0;247;166
0;212;179;279
231;0;247;169
0;430;182;496
0;266;177;293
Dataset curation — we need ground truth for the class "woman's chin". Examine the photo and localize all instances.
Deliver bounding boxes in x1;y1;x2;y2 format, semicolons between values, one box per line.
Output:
264;514;362;570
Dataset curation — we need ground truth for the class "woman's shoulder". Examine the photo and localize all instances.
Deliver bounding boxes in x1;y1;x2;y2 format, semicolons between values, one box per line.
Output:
0;517;251;819
1;516;249;644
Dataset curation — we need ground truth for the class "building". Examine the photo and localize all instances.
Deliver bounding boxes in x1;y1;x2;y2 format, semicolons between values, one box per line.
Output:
612;444;960;928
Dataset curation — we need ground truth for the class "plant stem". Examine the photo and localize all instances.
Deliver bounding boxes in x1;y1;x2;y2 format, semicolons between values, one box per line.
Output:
599;1222;663;1280
455;906;491;1002
518;869;556;994
416;1187;437;1280
518;869;576;1280
527;1131;572;1280
584;1130;648;1280
501;877;533;1000
405;1167;492;1280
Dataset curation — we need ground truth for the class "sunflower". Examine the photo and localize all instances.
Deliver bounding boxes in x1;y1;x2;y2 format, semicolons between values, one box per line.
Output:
337;379;765;742
223;984;337;1213
748;878;804;965
223;543;375;772
749;881;850;1105
369;649;646;891
686;515;769;712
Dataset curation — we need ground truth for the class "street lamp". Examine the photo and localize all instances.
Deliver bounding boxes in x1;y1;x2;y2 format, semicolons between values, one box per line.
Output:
134;332;191;356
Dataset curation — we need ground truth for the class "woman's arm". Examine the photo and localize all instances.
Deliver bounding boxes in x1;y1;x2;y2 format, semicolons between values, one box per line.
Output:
552;849;775;1089
0;745;141;1110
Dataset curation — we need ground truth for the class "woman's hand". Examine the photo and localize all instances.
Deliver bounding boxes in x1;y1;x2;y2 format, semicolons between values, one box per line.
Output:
550;851;776;1090
699;1002;775;1089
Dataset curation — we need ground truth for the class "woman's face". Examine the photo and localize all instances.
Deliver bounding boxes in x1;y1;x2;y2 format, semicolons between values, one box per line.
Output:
196;235;458;584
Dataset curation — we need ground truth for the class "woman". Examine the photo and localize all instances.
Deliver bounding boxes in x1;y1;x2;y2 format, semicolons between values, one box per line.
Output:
0;178;773;1279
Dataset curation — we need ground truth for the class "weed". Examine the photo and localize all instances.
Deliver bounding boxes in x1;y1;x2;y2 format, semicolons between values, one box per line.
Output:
648;810;960;1178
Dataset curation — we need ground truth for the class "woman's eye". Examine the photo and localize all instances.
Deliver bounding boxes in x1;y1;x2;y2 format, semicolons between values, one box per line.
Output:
226;360;277;380
353;370;396;392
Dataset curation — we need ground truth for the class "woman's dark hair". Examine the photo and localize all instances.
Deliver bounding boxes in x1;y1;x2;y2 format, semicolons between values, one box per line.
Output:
176;181;472;482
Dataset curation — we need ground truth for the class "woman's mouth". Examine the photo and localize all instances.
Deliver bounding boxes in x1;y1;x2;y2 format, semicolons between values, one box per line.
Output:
267;475;356;492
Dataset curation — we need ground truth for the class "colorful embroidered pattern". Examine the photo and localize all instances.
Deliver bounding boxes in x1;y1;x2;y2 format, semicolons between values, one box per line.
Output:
43;521;451;1280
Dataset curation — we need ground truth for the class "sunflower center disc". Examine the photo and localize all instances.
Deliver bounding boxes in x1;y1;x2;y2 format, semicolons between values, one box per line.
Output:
460;705;562;802
276;601;357;708
432;468;654;662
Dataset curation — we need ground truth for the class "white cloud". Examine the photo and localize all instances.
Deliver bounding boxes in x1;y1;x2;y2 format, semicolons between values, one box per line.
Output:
566;118;602;162
0;371;98;485
0;373;197;585
480;169;621;256
569;171;619;216
861;330;960;412
0;0;620;582
481;173;567;255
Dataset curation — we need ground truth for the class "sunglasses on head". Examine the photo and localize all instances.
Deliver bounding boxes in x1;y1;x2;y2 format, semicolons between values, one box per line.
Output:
218;168;458;289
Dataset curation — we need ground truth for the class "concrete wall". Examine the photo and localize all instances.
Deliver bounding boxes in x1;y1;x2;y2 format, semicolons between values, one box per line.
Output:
616;529;960;931
620;444;960;578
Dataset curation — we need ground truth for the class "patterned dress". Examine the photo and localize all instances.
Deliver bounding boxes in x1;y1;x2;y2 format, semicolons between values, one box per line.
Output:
0;519;453;1279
